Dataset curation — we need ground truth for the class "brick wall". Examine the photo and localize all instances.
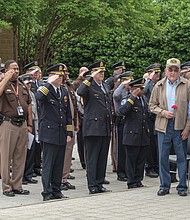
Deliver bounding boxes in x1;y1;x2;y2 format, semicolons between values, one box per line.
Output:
0;28;16;63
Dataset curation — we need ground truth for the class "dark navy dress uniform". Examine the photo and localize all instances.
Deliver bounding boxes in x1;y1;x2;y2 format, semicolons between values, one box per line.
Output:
35;64;72;200
119;79;149;188
77;61;112;193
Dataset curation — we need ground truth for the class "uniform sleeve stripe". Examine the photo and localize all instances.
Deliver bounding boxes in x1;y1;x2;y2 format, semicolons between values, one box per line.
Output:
83;80;91;87
127;98;134;105
66;125;73;131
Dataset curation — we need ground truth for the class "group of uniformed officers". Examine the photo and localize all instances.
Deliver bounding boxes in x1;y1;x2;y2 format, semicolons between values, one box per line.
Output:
0;57;190;200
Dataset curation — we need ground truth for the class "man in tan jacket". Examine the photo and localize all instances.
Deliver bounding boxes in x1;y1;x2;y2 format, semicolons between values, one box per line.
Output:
149;58;190;197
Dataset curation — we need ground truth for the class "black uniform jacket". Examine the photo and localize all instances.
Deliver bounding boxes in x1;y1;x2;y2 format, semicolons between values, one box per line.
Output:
119;94;150;146
77;77;112;137
35;83;72;146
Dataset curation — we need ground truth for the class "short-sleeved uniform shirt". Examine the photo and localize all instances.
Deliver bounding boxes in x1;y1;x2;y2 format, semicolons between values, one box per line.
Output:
0;80;31;118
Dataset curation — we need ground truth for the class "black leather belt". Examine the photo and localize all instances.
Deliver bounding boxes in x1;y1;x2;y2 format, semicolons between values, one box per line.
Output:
0;114;25;127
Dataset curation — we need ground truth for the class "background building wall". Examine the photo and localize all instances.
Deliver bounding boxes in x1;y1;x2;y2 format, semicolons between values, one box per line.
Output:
0;28;17;64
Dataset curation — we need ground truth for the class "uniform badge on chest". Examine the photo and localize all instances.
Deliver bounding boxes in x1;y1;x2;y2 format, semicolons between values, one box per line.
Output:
64;96;68;102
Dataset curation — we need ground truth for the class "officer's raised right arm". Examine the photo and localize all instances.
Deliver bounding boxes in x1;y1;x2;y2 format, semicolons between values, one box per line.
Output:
35;83;52;101
119;93;137;116
77;76;93;97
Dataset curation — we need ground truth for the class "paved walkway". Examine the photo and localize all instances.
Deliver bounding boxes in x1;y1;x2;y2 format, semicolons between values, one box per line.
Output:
0;147;189;219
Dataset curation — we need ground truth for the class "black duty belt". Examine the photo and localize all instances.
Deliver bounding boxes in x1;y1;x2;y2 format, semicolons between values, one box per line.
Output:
0;114;25;127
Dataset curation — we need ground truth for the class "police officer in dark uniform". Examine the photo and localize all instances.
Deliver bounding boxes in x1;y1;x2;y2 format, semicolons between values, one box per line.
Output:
144;64;161;178
105;61;126;173
35;63;73;201
119;78;149;189
105;61;126;90
113;71;134;181
180;61;190;79
77;60;112;194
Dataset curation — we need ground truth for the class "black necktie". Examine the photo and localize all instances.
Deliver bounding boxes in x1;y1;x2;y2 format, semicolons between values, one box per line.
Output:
36;81;39;88
57;87;61;99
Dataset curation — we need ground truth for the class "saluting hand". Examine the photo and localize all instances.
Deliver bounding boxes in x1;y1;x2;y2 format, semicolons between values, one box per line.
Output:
132;88;141;97
91;70;101;78
4;69;15;80
47;75;59;84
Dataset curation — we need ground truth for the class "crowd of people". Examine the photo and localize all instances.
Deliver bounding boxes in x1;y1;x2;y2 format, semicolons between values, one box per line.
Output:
0;57;190;201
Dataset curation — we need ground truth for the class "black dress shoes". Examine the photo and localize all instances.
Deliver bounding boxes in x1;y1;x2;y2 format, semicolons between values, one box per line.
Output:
22;180;28;185
43;194;54;201
103;179;110;184
70;168;74;173
32;173;37;177
117;176;128;182
3;191;15;197
178;190;187;196
67;175;75;180
157;189;170;196
171;177;179;183
60;183;69;191
62;182;76;190
34;169;42;176
98;187;112;193
27;178;38;184
128;183;138;189
137;182;144;187
145;171;158;178
13;189;30;195
89;188;99;194
52;192;69;199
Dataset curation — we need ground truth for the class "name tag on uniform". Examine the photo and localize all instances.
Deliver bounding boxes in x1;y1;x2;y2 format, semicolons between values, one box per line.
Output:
94;94;99;97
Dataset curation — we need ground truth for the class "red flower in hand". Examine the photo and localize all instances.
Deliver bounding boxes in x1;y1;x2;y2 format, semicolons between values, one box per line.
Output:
171;105;178;110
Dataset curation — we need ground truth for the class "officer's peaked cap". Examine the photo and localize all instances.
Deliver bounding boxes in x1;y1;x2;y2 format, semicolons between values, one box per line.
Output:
88;60;106;71
46;63;66;75
23;61;40;71
112;61;125;70
129;78;145;88
119;71;134;80
181;61;190;69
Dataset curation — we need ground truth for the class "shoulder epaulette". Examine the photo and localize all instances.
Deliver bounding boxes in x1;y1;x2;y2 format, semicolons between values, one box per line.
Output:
39;86;49;96
83;80;91;87
127;98;134;105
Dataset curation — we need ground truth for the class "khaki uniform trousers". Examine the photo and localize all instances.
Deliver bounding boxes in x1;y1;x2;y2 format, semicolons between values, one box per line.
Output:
62;135;75;183
0;121;28;192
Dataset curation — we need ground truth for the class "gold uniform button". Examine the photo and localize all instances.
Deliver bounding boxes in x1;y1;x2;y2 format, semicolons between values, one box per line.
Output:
48;125;51;128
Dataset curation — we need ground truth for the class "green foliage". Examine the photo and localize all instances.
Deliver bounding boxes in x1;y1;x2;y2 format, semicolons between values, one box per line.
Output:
2;0;190;80
0;0;159;73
